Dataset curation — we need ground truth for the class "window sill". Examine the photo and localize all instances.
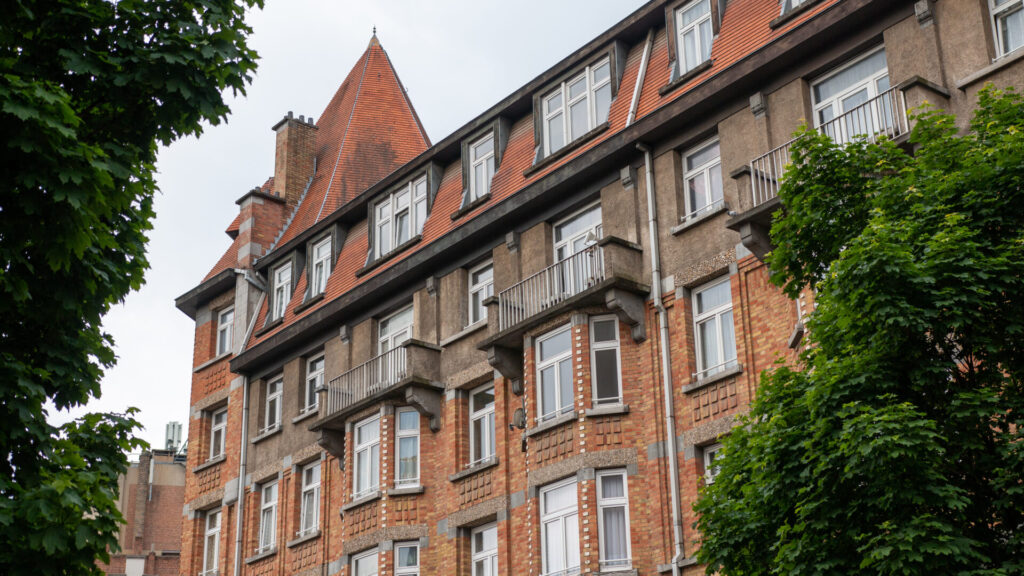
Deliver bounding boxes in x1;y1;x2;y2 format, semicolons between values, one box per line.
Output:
387;485;426;497
245;548;277;564
286;530;321;548
769;0;825;30
584;404;630;418
340;490;382;513
523;122;610;178
251;425;282;444
658;59;713;96
524;410;578;438
440;320;488;347
292;408;319;425
192;454;226;474
193;351;232;373
670;203;729;236
450;193;491;221
956;47;1024;89
293;291;325;315
448;456;499;483
682;364;743;394
253;317;284;338
356;234;423;278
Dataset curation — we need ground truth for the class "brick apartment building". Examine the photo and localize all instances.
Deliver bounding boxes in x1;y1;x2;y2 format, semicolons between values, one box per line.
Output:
100;449;186;576
174;1;1024;575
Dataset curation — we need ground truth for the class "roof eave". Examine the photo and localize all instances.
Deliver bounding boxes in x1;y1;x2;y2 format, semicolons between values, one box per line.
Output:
174;268;237;320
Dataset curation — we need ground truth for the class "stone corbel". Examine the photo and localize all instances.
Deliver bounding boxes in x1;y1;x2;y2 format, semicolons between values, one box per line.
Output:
737;220;771;262
404;385;442;432
317;428;346;461
487;345;523;391
605;288;647;342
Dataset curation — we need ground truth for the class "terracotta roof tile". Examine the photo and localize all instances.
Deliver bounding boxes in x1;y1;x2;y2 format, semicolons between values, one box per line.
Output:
202;235;240;282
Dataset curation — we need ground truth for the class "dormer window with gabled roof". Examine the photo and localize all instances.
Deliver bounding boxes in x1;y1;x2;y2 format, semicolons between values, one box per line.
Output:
374;175;427;260
271;262;292;321
310;236;332;297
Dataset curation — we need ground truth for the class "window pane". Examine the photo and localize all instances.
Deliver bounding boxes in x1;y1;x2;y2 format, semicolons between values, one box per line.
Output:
396;212;410;245
354;554;377;576
473;135;494;159
544;520;565;570
558;359;572;412
414;198;426;234
1003;8;1024;54
568;76;587;100
683;29;698;71
357;419;379;444
398;436;418;480
544;482;576;513
472;264;493;285
699;19;713;62
699;319;719;370
378;221;391;254
547;113;564;152
601;474;624;498
554;205;602;243
687;141;719;170
397;545;418;567
594;349;619;402
592;62;610;84
696;281;730;314
680;0;709;26
570;99;589;141
565;513;580;569
399;410;418;431
540;366;556;416
721;310;737;363
813;49;887;103
592;319;616;342
540;329;571;361
594;83;612;126
472;388;494;412
709;162;723;204
602;506;628;561
472;417;486;462
545;91;563;113
688;173;708;213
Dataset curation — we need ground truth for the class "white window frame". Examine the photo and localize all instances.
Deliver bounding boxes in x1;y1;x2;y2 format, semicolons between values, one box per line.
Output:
471;523;499;576
469;133;496;201
468;260;494;326
302;355;324;414
395;541;420;576
271;263;291;321
469;384;496;467
216;307;233;356
991;0;1024;57
298;462;321;537
374;176;428;259
540;477;580;576
704;442;724;484
310;236;332;297
353;415;381;499
553;203;602;263
395;407;420;488
257;481;278;553
351;548;379;576
202;508;220;576
263;378;282;434
680;138;723;222
378;305;414;354
692;277;737;379
811;47;889;131
536;325;574;422
781;0;808;14
590;316;622;406
541;57;612;156
596;469;632;571
675;0;714;75
209;408;227;460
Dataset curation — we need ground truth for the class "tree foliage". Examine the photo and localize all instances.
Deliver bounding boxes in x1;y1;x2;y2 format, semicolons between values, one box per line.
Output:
694;86;1024;575
0;1;262;573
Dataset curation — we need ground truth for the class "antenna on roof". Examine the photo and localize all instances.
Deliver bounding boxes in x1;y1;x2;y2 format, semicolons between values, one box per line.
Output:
373;25;376;36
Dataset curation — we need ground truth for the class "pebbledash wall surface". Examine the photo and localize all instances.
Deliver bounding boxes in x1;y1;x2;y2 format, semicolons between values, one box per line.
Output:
174;1;1024;575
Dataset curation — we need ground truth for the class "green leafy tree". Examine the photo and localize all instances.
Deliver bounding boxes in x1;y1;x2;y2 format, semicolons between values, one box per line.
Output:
0;1;262;573
694;86;1024;575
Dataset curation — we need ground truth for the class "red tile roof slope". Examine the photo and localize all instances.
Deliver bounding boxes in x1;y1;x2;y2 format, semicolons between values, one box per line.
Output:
273;36;431;249
246;0;841;348
202;234;240;282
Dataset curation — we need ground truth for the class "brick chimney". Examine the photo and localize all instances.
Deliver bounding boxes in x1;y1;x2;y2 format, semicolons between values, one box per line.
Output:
271;111;317;210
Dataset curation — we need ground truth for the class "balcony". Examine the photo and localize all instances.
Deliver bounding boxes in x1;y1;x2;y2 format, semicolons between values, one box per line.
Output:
310;340;442;459
479;235;649;384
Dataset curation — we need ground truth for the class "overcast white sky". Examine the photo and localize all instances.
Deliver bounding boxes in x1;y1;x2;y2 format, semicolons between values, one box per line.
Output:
48;0;648;450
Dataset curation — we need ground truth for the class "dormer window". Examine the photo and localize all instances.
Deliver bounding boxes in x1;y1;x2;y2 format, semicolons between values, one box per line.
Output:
310;237;331;297
375;175;427;259
675;0;713;75
469;134;495;202
781;0;809;15
542;57;612;156
271;263;291;321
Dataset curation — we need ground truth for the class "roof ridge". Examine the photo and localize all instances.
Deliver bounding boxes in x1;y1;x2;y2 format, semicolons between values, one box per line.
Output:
379;42;431;148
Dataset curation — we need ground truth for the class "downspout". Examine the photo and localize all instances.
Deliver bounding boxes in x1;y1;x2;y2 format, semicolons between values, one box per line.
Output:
637;142;685;574
233;292;265;576
626;28;655;126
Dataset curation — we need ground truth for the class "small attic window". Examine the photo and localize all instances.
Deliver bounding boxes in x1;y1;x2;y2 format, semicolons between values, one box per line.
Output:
270;262;292;321
374;174;427;259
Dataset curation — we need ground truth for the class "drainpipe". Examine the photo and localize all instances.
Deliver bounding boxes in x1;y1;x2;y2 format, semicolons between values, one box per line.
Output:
233;293;264;576
626;28;655;127
637;142;685;575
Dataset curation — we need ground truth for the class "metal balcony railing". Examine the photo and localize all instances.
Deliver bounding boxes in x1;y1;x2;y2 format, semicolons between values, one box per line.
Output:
750;86;909;207
497;245;606;332
324;346;408;416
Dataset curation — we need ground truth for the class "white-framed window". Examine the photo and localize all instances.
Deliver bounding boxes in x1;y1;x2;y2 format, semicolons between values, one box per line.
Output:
536;326;573;422
675;0;713;75
375;176;428;258
263;378;282;433
379;305;414;354
352;549;379;576
395;541;419;576
692;277;737;379
472;523;499;576
590;316;622;406
469;133;496;201
542;58;612;156
469;385;495;466
257;481;278;553
812;48;890;141
469;261;494;326
209;408;227;460
310;237;332;297
681;138;723;222
554;203;602;263
271;263;292;321
540;477;580;576
395;407;420;487
353;415;380;499
298;462;320;537
303;355;324;414
781;0;808;14
703;442;724;484
992;0;1024;56
202;508;220;576
216;307;233;356
596;470;632;571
